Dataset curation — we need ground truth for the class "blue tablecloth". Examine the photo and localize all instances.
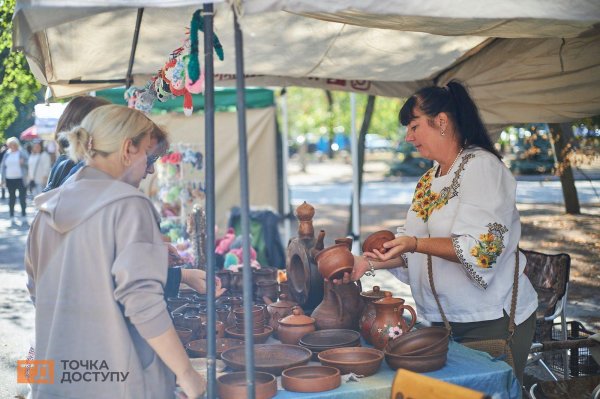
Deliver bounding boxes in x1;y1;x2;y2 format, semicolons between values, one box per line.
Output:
274;341;521;399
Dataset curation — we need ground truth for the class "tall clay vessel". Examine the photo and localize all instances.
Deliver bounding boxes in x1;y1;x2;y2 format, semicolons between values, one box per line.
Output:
369;292;417;350
359;286;390;343
311;281;354;330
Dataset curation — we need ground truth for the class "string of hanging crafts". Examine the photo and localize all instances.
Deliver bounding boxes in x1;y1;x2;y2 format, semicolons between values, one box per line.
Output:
125;9;224;115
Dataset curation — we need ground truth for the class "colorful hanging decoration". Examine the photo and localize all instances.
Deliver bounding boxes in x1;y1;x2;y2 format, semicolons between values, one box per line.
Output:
125;9;225;116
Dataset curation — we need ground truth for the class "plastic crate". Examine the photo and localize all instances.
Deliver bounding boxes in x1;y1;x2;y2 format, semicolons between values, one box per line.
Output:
548;321;599;377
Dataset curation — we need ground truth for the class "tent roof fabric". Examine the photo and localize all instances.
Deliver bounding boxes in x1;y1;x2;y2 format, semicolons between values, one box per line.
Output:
12;1;600;124
96;87;275;112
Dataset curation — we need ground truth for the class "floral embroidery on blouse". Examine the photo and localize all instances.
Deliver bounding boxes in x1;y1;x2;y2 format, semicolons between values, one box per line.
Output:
469;223;508;269
411;154;474;222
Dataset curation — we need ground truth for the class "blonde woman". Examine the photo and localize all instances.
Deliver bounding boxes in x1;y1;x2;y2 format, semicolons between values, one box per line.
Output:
0;137;28;221
25;105;205;398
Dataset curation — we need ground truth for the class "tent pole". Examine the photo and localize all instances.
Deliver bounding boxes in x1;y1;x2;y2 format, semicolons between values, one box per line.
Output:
125;8;144;89
233;10;256;399
202;4;217;398
279;89;291;246
350;93;360;254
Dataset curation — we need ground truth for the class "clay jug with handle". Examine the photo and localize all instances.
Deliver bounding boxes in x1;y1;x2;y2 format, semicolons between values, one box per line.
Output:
369;292;417;350
359;285;391;343
311;281;354;330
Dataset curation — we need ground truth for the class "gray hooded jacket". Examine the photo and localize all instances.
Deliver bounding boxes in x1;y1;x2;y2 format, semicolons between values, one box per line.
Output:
25;166;175;398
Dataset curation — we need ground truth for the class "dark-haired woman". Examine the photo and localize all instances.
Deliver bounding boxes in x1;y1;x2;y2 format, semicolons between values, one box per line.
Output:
340;81;538;383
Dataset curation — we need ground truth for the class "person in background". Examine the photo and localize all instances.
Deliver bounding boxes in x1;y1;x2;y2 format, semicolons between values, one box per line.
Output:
0;137;29;222
44;96;112;192
0;144;7;199
27;141;52;196
337;81;537;384
26;105;206;398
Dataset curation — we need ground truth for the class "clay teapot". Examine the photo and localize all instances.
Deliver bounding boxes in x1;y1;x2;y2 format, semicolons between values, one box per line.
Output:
311;281;354;331
315;243;354;280
369;292;417;350
359;286;391;343
263;294;298;334
277;306;316;345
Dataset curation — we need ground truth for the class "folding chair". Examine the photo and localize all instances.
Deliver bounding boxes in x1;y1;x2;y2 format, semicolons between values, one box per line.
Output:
522;249;571;380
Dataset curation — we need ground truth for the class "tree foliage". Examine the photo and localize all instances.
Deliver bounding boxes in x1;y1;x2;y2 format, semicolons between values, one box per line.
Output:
282;87;404;141
0;0;42;141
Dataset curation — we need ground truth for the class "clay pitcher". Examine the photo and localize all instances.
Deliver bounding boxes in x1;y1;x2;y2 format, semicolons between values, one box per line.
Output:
369;292;417;350
359;285;390;343
331;280;364;331
311;281;354;330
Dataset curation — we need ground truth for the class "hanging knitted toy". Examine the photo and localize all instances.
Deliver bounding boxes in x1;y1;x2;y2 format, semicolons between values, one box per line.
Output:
187;9;224;86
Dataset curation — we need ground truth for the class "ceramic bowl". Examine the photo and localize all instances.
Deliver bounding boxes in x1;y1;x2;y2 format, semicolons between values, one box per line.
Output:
315;244;354;280
317;347;384;377
186;338;244;359
281;365;341;392
221;344;312;376
217;371;277;399
362;230;395;254
386;326;450;356
225;325;273;344
299;329;361;348
384;348;449;372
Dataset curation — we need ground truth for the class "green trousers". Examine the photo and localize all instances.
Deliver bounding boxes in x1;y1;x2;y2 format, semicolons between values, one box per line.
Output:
433;310;536;384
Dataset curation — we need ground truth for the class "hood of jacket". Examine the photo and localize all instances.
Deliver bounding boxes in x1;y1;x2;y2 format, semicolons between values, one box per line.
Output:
35;166;160;234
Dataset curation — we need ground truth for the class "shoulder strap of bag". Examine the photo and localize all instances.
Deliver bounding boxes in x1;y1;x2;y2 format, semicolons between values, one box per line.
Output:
427;249;520;341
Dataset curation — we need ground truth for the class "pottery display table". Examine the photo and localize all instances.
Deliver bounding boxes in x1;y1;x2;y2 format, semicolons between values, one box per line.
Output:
270;341;520;399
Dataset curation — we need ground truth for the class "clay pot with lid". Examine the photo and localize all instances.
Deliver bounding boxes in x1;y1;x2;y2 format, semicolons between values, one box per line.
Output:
263;294;298;334
277;306;316;345
362;230;395;254
359;286;391;343
315;244;354;280
369;292;417;350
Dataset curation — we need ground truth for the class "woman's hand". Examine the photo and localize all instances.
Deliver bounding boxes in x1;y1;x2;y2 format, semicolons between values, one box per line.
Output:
181;269;227;297
372;235;417;261
331;255;372;285
176;367;206;399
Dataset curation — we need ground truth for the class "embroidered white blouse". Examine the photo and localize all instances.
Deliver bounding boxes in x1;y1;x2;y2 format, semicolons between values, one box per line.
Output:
390;146;538;325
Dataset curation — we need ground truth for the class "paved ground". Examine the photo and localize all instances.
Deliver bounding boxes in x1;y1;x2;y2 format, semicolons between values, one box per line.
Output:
0;158;598;396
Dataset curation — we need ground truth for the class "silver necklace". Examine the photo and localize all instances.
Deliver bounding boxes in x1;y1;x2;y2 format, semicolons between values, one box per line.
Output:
438;147;464;177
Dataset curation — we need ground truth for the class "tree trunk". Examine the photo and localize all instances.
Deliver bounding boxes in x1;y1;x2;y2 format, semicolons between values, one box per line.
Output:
548;123;580;214
347;95;376;235
325;90;335;159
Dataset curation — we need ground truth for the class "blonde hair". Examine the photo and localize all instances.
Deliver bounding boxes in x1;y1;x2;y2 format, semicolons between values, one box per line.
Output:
6;137;21;148
66;105;164;163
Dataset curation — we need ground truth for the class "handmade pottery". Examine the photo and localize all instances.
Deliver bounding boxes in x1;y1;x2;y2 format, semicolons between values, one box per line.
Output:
386;327;450;356
362;230;395;254
285;202;325;311
277;306;316;345
334;237;353;250
216;269;232;290
263;294;298;334
359;285;391;343
384;348;448;372
315;243;354;280
281;366;341;393
369;292;417;350
221;344;312;376
217;371;277;399
256;279;279;302
317;347;384;377
311;281;354;330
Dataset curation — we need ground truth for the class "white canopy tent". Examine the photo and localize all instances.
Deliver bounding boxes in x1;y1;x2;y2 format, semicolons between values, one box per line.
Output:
12;0;600;124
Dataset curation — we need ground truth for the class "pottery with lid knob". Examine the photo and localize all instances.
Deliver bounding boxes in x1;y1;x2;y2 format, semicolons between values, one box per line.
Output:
277;306;316;345
369;292;417;350
263;294;298;334
359;286;392;344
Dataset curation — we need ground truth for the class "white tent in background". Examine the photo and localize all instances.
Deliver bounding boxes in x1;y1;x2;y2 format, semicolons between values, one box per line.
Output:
12;0;600;125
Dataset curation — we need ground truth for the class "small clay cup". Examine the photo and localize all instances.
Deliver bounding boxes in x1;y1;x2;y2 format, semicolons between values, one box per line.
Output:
200;320;225;339
362;230;395;254
225;325;273;344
